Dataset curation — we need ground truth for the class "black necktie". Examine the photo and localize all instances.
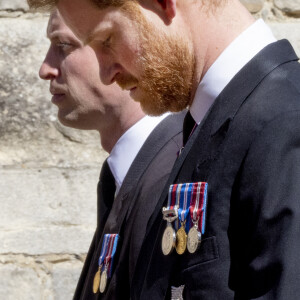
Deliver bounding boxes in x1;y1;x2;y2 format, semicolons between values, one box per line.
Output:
182;111;197;146
96;159;116;243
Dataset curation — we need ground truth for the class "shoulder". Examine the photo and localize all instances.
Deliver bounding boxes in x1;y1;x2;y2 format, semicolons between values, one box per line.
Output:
141;111;185;156
150;111;186;139
227;60;300;152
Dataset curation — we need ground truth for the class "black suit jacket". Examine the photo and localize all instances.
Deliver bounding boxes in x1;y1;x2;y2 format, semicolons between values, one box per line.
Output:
73;112;185;299
132;40;300;299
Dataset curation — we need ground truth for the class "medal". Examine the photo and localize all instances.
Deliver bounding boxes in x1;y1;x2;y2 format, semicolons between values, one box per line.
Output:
175;183;193;255
187;223;201;254
93;267;101;294
92;234;109;294
93;234;120;294
161;184;180;255
99;266;108;293
187;182;208;254
175;225;187;255
162;222;176;255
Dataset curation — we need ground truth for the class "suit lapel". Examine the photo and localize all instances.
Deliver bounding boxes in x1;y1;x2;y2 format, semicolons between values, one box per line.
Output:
123;111;186;219
122;111;187;194
79;112;186;299
134;40;298;299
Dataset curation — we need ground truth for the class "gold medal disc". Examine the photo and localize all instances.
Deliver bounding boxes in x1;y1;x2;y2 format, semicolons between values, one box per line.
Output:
99;269;108;293
175;227;187;255
162;225;176;256
93;269;101;294
187;226;201;254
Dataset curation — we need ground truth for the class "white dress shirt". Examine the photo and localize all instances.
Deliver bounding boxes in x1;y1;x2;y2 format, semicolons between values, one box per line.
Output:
107;114;169;195
190;19;277;125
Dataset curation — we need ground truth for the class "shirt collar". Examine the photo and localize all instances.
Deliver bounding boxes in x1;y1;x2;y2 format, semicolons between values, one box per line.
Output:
107;114;169;195
190;19;277;124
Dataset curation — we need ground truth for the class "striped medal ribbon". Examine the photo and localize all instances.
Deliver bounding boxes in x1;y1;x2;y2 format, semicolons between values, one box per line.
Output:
161;184;182;255
176;183;193;255
187;182;208;254
99;234;119;293
93;234;119;294
92;234;109;294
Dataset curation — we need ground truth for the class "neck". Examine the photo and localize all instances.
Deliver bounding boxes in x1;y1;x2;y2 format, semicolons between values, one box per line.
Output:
98;111;145;153
185;0;255;98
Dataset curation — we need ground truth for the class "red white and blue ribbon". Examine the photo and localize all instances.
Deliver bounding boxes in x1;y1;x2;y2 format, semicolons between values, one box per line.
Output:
178;183;193;231
164;182;208;236
189;182;208;234
166;184;180;212
98;234;120;277
166;182;208;232
98;234;109;268
165;183;182;230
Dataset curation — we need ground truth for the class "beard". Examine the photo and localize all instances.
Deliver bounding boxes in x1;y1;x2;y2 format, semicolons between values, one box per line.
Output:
119;2;196;116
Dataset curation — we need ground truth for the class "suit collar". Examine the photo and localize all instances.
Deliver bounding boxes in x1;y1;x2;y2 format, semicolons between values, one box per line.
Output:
208;39;298;136
190;19;276;125
116;111;186;199
108;114;168;194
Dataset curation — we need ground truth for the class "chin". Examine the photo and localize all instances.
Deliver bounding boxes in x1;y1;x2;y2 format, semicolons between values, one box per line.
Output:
58;114;96;130
131;92;162;116
140;105;166;116
139;91;189;116
138;97;169;116
58;112;80;129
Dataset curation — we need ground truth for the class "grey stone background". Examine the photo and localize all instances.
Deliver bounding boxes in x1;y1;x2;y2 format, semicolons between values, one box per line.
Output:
0;0;299;299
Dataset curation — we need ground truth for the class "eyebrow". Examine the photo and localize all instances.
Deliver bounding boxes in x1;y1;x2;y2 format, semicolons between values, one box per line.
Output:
84;32;96;45
84;26;113;45
85;30;104;45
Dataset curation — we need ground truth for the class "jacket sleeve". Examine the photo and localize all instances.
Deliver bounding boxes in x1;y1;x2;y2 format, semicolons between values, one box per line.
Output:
229;110;300;299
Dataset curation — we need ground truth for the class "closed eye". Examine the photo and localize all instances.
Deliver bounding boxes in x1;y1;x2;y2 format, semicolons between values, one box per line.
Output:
102;36;112;48
57;42;73;49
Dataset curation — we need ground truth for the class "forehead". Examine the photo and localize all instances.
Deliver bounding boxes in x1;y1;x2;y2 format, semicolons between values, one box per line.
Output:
47;10;78;40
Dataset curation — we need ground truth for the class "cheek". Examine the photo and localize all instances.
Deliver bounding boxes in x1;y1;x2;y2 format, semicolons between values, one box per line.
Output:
116;29;142;62
64;53;99;83
119;43;143;75
124;33;141;56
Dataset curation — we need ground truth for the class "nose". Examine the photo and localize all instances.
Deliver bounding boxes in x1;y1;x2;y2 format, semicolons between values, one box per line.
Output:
39;49;59;80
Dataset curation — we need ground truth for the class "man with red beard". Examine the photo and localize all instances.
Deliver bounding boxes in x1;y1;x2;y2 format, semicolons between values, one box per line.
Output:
29;0;300;299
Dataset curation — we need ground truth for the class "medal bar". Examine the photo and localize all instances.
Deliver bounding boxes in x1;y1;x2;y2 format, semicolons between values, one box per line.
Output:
93;234;120;294
187;182;208;254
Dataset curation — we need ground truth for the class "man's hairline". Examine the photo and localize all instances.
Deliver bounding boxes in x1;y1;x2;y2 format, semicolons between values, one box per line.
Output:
27;0;224;14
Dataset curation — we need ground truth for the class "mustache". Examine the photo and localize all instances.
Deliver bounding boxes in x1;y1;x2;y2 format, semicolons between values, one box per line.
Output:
115;73;138;90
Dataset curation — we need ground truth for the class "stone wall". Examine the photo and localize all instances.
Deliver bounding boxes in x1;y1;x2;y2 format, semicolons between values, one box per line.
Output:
0;0;299;299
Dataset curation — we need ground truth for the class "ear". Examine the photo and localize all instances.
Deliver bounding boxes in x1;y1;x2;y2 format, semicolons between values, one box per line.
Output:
140;0;177;25
158;0;176;22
